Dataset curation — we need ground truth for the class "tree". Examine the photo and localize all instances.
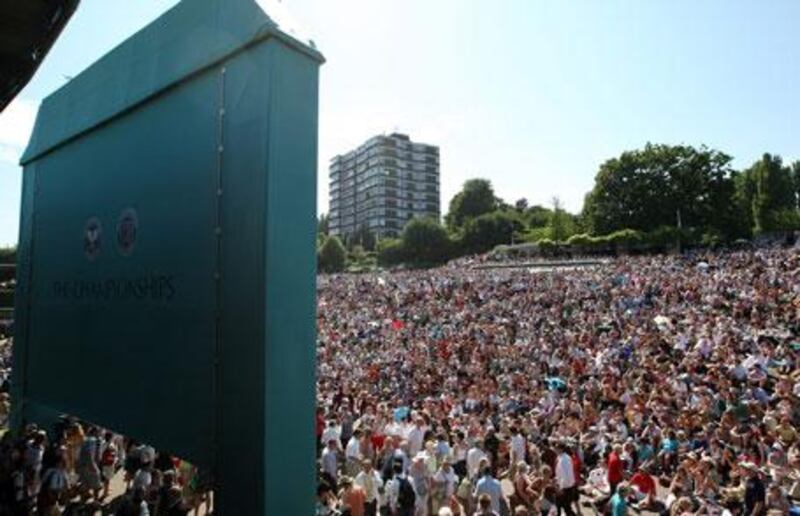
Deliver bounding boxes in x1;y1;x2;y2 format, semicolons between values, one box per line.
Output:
318;235;346;273
792;161;800;208
548;197;573;243
732;169;757;237
445;179;498;230
747;154;796;234
708;169;750;240
317;213;329;236
582;143;738;238
514;198;529;212
401;217;451;266
377;238;406;267
525;205;552;229
461;210;524;255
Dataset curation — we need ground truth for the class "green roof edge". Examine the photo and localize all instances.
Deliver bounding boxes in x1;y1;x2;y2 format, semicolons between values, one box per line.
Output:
20;0;324;165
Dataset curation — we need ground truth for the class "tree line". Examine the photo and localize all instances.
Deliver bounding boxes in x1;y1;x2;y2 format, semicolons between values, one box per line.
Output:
317;144;800;271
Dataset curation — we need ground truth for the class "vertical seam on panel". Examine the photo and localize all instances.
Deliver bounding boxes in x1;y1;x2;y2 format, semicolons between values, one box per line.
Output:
212;65;226;488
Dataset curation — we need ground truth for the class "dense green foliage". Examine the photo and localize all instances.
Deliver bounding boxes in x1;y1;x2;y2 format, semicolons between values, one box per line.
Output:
445;178;497;230
376;238;406;267
399;217;452;266
582;144;745;238
460;210;523;255
317;235;346;273
746;154;798;233
583;145;800;240
548;198;573;243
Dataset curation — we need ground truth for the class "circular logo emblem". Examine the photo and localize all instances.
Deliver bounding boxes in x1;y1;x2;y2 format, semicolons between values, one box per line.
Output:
116;208;138;256
83;217;102;260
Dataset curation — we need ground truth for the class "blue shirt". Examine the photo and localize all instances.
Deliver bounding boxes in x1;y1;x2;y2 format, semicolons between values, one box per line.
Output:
611;493;628;516
661;438;678;453
474;476;503;513
637;444;654;463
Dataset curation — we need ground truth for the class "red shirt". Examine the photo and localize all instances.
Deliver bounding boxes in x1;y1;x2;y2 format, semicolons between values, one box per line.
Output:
371;433;386;452
630;471;655;495
316;413;325;439
571;453;582;484
607;452;624;484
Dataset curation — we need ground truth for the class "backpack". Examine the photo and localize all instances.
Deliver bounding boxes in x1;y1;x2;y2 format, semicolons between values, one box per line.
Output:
397;477;416;510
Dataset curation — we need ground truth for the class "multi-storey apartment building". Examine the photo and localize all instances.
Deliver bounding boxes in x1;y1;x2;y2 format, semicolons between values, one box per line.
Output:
328;133;440;241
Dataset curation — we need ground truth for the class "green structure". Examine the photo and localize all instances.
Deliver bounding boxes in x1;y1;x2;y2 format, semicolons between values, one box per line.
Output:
12;0;323;513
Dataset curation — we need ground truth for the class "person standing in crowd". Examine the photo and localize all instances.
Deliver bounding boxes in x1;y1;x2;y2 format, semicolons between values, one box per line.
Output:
408;453;431;515
606;444;624;497
37;456;69;515
473;493;498;516
354;459;382;516
742;462;765;516
431;458;458;515
609;483;629;516
451;432;468;480
339;475;366;516
99;431;118;500
554;441;577;516
509;427;526;474
156;469;189;516
346;429;363;477
407;418;426;458
24;429;46;502
317;483;340;516
467;441;487;482
473;466;502;515
386;460;416;516
322;438;340;490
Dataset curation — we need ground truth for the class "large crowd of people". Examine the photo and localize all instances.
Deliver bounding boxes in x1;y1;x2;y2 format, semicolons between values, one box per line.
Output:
0;246;798;515
315;247;800;515
0;415;212;516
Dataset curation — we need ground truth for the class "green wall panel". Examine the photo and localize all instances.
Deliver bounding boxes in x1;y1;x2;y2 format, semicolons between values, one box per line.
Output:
13;0;322;513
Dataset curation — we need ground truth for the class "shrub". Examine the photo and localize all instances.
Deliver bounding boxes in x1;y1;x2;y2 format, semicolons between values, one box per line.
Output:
461;211;523;255
606;229;644;245
318;235;347;273
566;233;593;247
521;227;551;243
377;238;406;267
401;218;452;266
536;238;557;254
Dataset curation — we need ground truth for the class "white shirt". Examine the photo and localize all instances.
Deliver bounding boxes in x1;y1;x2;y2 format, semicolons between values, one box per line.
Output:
467;447;487;479
433;468;458;498
407;426;424;456
555;453;575;489
345;437;361;460
453;443;468;462
355;470;383;504
510;434;526;462
321;425;342;446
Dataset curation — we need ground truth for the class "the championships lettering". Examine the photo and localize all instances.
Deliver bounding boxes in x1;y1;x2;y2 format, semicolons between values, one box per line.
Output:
52;275;175;301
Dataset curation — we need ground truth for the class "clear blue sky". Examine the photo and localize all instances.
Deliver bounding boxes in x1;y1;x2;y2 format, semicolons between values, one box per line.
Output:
1;0;799;246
